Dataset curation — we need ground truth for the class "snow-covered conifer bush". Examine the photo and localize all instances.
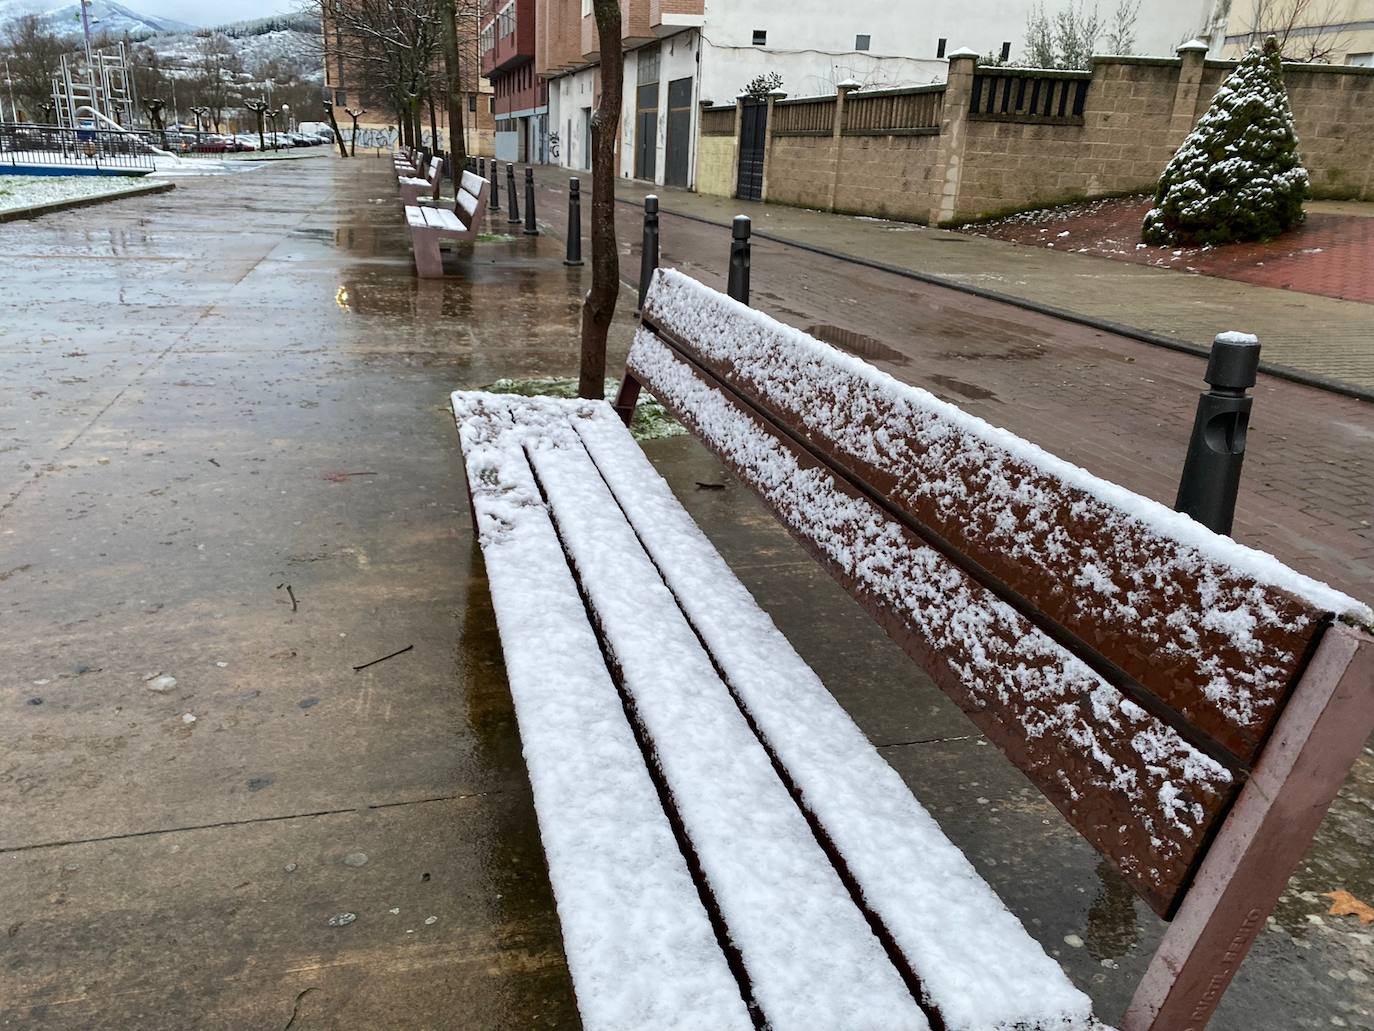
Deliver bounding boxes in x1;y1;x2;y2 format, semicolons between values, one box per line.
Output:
1143;36;1308;246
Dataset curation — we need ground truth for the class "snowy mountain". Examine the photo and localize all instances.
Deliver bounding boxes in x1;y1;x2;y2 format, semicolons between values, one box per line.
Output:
0;0;195;37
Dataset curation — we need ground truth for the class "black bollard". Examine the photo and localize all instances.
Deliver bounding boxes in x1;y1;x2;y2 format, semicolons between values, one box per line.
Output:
564;177;584;266
637;195;660;314
524;167;539;236
479;157;486;180
507;163;521;225
490;161;501;212
1175;333;1261;536
727;215;751;305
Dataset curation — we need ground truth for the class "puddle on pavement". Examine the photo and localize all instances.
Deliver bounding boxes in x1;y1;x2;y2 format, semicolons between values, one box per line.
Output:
925;373;1001;402
1083;861;1142;961
934;341;1049;362
806;324;910;365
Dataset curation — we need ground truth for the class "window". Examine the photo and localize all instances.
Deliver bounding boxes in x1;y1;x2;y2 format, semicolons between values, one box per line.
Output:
334;89;346;106
469;94;477;112
936;38;947;59
752;29;766;46
1347;52;1374;67
489;97;496;113
1000;41;1012;62
855;34;870;51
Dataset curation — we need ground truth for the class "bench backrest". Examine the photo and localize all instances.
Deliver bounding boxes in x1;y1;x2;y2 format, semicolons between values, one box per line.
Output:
627;268;1374;919
456;171;489;230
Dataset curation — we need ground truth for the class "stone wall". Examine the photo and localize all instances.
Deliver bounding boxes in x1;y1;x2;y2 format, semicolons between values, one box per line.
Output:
698;48;1374;224
697;133;736;198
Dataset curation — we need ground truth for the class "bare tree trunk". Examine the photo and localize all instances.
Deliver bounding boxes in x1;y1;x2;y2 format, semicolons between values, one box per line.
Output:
578;0;623;400
427;89;439;154
439;0;468;170
324;102;348;157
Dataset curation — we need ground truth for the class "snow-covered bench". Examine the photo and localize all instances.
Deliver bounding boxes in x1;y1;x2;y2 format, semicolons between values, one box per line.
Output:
404;170;489;278
398;155;443;207
453;269;1374;1031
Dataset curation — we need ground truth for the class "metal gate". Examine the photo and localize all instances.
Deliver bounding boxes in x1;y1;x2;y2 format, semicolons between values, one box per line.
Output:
634;45;661;181
736;100;766;201
665;76;693;187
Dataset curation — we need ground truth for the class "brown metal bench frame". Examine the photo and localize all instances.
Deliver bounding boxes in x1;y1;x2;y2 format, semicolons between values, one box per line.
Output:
613;273;1374;1031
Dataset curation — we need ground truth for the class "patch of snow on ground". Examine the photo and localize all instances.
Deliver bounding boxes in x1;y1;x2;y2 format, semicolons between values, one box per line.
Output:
0;174;153;214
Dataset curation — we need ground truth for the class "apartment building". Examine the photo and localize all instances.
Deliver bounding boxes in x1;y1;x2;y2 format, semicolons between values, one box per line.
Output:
1204;0;1374;65
321;4;496;154
482;0;553;161
532;0;1211;190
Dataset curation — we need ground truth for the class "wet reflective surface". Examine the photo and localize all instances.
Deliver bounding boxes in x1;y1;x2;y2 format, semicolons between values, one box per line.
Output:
0;157;594;1030
2;157;1370;1031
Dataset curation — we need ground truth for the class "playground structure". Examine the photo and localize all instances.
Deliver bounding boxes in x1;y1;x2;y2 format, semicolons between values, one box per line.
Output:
51;42;140;131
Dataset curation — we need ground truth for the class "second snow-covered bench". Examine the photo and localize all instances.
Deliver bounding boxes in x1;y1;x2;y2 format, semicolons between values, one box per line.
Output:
405;170;489;278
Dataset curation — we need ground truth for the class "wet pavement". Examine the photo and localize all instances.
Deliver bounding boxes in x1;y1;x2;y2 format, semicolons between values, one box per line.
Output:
1;156;1372;1030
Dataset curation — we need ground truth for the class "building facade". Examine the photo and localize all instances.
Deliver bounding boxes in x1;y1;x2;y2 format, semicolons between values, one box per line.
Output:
533;0;1213;189
321;3;497;155
1204;0;1374;65
481;0;552;161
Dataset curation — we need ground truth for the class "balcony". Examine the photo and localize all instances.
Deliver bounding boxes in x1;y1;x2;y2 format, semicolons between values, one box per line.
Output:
481;0;536;77
622;0;654;45
648;0;701;37
581;12;599;61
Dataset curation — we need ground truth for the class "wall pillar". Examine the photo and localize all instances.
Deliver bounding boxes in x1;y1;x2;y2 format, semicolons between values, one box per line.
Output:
731;94;745;199
828;78;860;213
760;89;787;202
932;48;978;225
1170;40;1211;147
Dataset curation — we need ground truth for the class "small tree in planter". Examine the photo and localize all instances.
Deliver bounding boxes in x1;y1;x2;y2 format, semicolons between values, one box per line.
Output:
1143;36;1308;246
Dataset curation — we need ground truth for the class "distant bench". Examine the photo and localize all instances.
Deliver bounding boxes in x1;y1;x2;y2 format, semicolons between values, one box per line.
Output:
452;269;1374;1031
398;156;443;206
405;170;489;278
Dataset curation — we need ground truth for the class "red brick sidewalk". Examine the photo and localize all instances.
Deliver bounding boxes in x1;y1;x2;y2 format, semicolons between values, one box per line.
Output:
963;197;1374;305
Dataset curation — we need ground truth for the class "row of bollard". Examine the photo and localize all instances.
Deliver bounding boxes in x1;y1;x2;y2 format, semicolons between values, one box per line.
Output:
541;171;1250;538
468;157;540;236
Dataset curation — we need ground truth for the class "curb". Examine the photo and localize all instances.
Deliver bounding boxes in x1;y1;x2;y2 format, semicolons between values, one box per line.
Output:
602;193;1374;407
0;180;175;223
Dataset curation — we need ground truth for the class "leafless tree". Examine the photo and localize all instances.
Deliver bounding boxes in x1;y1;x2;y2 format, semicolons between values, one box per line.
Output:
191;33;240;132
1104;0;1141;55
578;0;624;401
1;15;69;120
1247;0;1353;62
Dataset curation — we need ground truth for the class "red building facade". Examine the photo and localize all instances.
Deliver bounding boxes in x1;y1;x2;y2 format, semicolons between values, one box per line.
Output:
480;0;549;162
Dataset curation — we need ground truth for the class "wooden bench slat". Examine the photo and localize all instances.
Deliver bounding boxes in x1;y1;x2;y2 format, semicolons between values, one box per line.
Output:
457;188;480;220
640;270;1372;766
451;394;753;1031
421;207;463;231
627;330;1238;917
513;401;931;1031
571;407;1099;1031
460;169;484;197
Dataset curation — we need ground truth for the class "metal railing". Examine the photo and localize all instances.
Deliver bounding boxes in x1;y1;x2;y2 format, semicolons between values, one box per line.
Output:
968;68;1091;124
772;96;836;136
842;84;945;136
1;123;160;172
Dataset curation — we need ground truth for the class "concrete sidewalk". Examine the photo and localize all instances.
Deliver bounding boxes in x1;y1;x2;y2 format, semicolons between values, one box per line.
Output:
2;155;1370;1031
526;165;1374;395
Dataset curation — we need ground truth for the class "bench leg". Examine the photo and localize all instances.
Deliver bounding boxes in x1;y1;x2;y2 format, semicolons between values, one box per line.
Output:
1121;624;1374;1031
412;229;444;278
613;374;642;426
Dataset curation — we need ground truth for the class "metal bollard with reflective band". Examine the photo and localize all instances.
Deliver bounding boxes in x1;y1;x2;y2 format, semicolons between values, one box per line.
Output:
506;164;521;225
564;178;583;266
1175;332;1261;536
637;195;659;314
490;161;501;212
727;215;751;305
524;167;539;236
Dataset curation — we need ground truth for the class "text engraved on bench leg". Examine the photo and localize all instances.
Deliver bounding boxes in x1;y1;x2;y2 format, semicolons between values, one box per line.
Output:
1123;624;1374;1031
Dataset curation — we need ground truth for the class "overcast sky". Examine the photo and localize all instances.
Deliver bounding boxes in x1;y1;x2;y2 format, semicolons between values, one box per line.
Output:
143;0;299;26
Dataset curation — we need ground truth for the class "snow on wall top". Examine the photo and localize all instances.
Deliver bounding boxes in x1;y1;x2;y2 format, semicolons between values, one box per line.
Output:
640;268;1371;761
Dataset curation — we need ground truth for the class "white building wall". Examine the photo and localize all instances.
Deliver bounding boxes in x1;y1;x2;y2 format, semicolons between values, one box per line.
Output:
546;0;1213;186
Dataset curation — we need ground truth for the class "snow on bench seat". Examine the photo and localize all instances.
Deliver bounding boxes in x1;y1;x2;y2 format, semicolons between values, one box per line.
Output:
397;174;427;188
451;394;751;1031
628;328;1235;915
404;205;463;232
511;399;929;1031
570;405;1100;1031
